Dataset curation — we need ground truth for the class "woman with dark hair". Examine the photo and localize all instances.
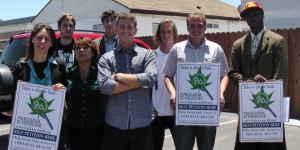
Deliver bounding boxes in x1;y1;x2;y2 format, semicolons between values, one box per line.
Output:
15;23;66;94
4;23;67;149
66;37;106;150
5;23;67;108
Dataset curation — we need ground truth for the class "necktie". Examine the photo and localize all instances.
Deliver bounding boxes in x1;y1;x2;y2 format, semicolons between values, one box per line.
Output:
252;36;259;59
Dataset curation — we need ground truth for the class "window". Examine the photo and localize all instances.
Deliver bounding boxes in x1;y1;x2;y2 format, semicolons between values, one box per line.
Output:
152;23;159;35
207;23;219;29
93;24;104;32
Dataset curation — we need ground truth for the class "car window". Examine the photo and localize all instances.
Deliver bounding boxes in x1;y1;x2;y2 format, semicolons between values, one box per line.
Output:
0;38;28;67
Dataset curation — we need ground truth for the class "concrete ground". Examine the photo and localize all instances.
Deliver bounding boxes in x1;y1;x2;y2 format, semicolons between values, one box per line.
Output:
1;112;300;150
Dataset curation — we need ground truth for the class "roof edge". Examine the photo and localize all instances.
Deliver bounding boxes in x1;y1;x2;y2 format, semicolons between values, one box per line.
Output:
130;9;241;21
113;0;130;9
31;0;52;23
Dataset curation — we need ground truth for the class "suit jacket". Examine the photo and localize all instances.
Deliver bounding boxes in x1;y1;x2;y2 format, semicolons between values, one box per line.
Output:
93;35;118;58
229;29;288;86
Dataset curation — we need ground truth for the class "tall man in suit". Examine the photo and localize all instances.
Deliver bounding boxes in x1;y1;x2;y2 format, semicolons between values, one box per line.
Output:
228;2;287;150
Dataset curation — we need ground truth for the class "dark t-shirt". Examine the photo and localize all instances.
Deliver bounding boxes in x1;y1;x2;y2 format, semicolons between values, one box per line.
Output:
33;60;48;80
56;38;74;67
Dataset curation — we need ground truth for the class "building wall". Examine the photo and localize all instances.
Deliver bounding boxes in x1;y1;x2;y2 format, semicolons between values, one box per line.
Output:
33;0;129;31
0;23;33;49
0;0;248;41
205;19;248;33
135;14;248;36
0;23;33;33
32;0;247;36
241;0;299;29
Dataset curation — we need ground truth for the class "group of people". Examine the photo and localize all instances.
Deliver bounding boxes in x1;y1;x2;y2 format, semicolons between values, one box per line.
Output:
152;2;286;150
0;1;288;150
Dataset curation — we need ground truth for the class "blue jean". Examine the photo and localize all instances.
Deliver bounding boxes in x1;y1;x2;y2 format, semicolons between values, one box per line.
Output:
174;125;216;150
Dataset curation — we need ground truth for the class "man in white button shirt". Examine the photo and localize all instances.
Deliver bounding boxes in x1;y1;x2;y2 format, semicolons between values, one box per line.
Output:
163;12;229;150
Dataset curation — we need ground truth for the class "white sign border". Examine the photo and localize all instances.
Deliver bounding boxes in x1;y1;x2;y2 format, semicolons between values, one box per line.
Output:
239;81;284;143
8;81;66;150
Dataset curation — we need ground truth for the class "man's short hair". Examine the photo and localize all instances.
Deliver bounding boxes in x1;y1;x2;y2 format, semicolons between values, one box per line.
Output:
57;13;76;28
186;12;206;26
116;12;137;27
153;19;178;45
101;10;118;22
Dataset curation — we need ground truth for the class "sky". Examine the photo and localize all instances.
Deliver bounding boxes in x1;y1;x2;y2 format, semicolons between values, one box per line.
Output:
0;0;240;21
0;0;50;21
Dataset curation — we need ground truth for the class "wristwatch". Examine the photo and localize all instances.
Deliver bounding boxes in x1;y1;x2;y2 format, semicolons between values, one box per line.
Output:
114;74;119;81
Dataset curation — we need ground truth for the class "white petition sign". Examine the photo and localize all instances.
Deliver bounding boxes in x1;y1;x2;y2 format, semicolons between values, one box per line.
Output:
239;81;283;143
176;62;220;126
8;81;65;150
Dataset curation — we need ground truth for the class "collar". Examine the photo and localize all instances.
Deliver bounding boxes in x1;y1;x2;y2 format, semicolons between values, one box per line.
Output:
187;37;209;49
69;61;97;73
22;57;57;65
116;43;138;53
58;37;74;45
104;34;118;42
250;28;264;41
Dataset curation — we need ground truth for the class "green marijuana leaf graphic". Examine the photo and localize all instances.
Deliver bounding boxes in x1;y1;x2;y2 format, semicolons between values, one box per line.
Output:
251;86;276;118
188;67;213;100
27;90;54;129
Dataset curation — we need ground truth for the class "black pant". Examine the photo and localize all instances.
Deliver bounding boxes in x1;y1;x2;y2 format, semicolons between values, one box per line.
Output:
58;118;68;150
101;123;152;150
151;116;174;150
67;125;104;150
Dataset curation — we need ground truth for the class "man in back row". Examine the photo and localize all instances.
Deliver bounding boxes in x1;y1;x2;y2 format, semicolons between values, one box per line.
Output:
56;13;76;67
94;10;118;56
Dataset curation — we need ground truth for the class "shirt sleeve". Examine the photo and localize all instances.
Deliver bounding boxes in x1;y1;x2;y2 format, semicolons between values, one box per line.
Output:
136;50;158;88
97;54;117;95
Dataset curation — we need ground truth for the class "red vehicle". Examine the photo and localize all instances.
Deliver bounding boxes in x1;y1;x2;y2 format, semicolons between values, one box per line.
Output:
0;31;150;69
